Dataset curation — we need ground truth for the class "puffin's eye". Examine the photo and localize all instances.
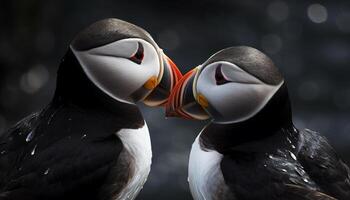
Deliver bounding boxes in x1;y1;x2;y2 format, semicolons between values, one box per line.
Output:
215;64;231;85
129;42;144;64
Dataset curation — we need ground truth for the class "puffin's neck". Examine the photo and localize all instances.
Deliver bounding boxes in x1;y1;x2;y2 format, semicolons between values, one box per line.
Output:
201;83;295;153
51;49;140;117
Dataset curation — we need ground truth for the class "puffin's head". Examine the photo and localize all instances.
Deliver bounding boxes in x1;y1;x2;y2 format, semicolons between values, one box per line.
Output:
69;18;182;106
166;46;285;124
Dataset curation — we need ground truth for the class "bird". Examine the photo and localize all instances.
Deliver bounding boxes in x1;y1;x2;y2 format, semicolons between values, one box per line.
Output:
0;18;182;200
166;46;350;200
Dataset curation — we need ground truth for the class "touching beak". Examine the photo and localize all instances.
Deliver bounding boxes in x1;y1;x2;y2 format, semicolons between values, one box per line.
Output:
165;67;210;120
143;52;182;106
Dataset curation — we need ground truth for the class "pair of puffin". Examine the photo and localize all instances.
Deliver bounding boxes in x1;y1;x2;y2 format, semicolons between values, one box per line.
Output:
166;46;350;200
1;18;350;200
0;18;181;200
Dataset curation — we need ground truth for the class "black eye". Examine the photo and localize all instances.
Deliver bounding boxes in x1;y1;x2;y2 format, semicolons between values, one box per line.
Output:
215;64;231;85
129;42;144;64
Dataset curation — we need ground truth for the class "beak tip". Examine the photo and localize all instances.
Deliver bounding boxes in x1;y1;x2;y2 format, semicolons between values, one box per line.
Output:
165;105;177;118
165;109;172;118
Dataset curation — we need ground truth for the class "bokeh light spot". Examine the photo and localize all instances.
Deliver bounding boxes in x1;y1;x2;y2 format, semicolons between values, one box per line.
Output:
307;4;328;23
20;65;49;94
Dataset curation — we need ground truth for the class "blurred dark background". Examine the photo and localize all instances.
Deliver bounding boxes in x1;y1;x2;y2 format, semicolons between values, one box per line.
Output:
1;0;350;199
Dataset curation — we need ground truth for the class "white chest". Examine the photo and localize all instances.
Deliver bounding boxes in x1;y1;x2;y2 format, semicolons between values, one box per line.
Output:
188;134;226;200
115;121;152;200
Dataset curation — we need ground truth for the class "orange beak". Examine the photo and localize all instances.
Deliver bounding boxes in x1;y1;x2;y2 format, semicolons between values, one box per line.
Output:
143;53;182;107
165;68;210;120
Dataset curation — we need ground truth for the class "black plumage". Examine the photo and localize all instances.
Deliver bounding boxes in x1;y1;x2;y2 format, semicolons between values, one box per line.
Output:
202;126;350;200
0;43;144;199
198;74;350;200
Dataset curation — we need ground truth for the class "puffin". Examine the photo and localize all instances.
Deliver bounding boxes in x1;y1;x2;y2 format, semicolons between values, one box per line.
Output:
166;46;350;200
0;18;182;200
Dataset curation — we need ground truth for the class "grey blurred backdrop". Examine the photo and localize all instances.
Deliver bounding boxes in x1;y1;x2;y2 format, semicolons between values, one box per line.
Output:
1;0;350;199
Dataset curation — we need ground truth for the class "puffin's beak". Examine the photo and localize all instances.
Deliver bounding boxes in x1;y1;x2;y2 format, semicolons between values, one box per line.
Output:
143;52;182;107
165;68;210;120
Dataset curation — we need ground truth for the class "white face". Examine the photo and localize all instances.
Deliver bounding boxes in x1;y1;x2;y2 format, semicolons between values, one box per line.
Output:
71;38;162;104
194;61;283;124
